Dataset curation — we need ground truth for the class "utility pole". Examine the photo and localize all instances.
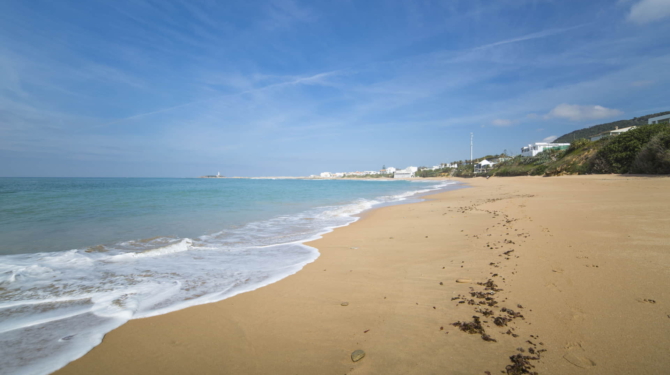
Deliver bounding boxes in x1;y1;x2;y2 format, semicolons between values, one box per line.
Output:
470;133;473;165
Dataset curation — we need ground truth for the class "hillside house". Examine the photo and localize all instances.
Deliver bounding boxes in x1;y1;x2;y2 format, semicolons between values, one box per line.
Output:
590;126;637;141
474;160;496;174
648;114;670;125
521;142;570;157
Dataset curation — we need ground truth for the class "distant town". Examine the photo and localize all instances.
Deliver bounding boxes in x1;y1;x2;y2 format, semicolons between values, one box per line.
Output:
202;112;669;180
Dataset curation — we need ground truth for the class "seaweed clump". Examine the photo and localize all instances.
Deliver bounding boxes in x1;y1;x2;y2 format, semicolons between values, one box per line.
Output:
451;316;497;342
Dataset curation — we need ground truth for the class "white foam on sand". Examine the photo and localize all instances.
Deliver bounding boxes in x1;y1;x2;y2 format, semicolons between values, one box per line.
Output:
0;180;458;375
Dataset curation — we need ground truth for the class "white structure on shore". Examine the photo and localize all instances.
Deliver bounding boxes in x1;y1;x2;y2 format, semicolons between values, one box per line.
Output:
394;166;418;178
649;114;670;124
386;167;397;174
320;172;332;178
590;126;637;141
394;170;414;178
474;160;496;174
521;142;570;157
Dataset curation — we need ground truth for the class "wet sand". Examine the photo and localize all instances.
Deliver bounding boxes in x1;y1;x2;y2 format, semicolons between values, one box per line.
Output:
55;175;670;375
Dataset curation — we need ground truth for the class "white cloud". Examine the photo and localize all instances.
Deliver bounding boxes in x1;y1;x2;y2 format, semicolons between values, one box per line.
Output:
491;118;513;126
542;135;558;143
544;103;623;121
628;0;670;24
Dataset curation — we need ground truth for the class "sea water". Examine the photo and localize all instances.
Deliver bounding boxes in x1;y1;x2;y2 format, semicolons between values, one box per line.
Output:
0;177;460;374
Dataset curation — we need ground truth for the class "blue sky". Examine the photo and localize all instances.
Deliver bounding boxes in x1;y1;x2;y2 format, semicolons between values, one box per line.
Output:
1;0;669;177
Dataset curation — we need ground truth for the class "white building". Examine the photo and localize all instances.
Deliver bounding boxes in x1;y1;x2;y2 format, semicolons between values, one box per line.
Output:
386;167;397;174
648;114;670;125
333;172;345;178
320;172;332;178
521;142;570;157
441;163;457;168
590;126;637;141
394;169;415;178
405;166;418;173
474;160;496;174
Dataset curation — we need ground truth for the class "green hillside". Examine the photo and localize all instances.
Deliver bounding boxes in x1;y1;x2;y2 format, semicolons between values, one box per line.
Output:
447;123;670;177
554;111;670;143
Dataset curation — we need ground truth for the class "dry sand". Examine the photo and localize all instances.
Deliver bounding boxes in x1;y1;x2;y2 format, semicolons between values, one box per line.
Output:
55;175;670;375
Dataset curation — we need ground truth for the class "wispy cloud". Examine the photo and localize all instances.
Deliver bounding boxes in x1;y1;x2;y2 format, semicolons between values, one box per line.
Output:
542;135;558;142
100;71;339;127
472;25;586;51
544;104;623;121
628;0;670;24
491;119;515;127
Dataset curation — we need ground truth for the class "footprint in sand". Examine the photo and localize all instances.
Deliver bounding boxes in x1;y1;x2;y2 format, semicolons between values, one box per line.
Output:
545;282;562;293
563;351;596;368
563;343;596;369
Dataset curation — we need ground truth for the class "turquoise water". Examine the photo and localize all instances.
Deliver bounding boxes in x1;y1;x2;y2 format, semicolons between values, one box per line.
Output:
0;177;460;375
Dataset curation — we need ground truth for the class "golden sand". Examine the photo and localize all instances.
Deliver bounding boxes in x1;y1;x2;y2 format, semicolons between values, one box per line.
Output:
55;175;670;375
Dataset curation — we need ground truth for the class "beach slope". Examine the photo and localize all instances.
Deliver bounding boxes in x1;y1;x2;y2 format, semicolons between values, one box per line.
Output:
56;175;670;375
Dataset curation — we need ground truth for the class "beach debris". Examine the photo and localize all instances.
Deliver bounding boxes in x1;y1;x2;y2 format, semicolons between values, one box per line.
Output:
451;316;496;342
505;353;540;375
341;302;349;306
351;349;366;362
452;316;484;334
364;329;370;333
440;282;443;285
456;278;472;283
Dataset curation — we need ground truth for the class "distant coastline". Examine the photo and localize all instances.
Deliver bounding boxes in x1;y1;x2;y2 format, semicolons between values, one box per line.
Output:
198;176;419;181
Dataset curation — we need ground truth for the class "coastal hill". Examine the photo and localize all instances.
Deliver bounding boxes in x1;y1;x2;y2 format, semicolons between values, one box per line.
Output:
554;111;670;143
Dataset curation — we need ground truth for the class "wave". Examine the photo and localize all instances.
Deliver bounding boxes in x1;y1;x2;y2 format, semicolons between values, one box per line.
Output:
0;179;458;375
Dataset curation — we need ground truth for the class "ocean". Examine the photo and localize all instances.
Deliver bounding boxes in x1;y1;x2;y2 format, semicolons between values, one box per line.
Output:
0;177;461;375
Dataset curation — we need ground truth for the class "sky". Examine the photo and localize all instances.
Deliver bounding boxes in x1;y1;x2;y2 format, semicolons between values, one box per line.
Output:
1;0;669;177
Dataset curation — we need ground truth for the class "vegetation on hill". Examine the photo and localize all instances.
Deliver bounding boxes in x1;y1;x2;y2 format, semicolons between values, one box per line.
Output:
415;167;452;178
554;111;670;143
590;122;670;174
442;124;670;178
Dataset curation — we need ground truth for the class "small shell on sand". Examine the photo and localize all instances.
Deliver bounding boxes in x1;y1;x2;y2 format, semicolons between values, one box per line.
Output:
341;302;349;306
351;349;366;362
456;278;472;283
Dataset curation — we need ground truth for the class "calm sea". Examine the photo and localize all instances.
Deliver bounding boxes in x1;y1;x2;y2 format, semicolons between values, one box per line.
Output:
0;177;461;375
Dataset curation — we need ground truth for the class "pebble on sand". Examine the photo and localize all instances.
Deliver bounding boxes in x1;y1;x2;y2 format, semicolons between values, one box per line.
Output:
341;302;349;306
351;350;366;362
456;278;472;283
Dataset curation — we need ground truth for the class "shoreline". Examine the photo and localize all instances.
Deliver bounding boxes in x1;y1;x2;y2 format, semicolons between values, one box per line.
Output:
55;175;670;374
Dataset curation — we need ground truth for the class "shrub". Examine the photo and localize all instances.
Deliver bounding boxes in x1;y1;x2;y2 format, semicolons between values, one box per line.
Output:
591;124;670;173
630;130;670;174
564;138;592;156
530;165;548;176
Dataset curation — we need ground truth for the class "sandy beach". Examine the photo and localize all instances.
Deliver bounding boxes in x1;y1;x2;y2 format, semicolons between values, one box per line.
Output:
55;175;670;375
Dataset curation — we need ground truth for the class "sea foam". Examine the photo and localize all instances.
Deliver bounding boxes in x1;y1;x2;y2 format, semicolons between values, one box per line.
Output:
0;180;457;375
